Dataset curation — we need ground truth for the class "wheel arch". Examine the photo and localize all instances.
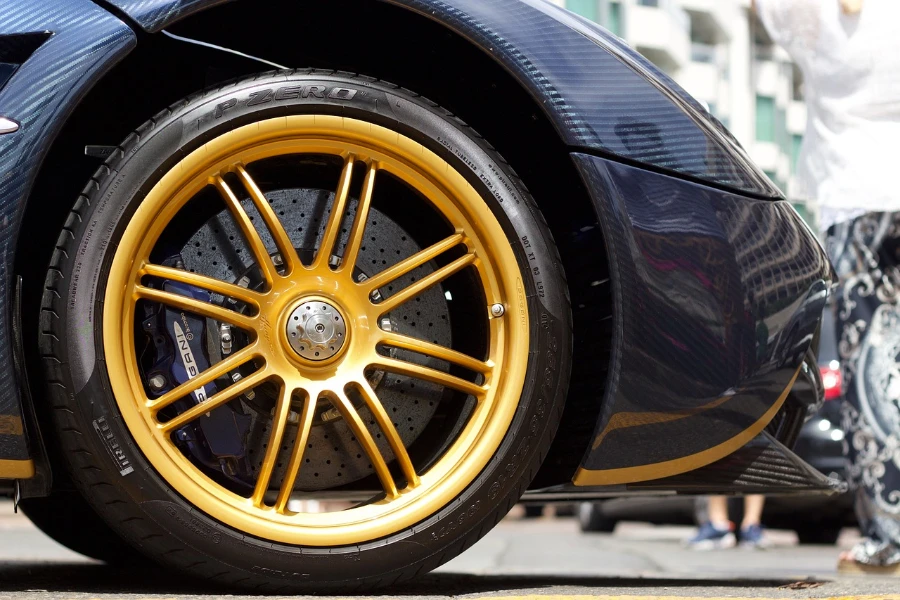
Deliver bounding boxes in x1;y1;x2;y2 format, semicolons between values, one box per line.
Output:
16;0;611;489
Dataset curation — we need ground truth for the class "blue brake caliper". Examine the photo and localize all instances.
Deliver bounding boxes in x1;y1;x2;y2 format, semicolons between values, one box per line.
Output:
142;255;253;486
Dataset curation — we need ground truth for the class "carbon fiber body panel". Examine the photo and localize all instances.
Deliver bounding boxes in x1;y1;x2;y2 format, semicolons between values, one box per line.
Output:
104;0;778;198
0;0;832;495
104;0;230;32
626;432;843;495
572;153;832;482
525;432;842;498
0;0;135;462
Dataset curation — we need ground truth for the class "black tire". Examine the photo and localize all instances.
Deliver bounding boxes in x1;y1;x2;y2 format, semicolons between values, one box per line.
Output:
522;504;544;519
578;502;617;533
795;525;842;545
19;492;145;565
38;70;571;592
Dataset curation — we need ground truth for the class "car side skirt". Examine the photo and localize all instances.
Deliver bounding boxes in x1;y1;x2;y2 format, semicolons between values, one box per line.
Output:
573;368;799;485
529;430;841;500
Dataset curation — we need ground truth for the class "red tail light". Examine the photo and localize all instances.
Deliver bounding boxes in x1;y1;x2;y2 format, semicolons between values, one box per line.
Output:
820;362;842;401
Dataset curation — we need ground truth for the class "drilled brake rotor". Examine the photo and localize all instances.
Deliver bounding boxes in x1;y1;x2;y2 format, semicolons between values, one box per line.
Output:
181;187;452;490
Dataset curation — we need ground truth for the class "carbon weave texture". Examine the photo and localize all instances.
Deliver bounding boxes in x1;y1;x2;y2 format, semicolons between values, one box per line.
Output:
385;0;777;196
0;0;135;460
105;0;777;197
105;0;231;32
572;153;832;473
629;433;838;493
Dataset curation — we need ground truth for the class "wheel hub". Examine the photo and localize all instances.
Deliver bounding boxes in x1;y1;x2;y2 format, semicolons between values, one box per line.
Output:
287;300;347;361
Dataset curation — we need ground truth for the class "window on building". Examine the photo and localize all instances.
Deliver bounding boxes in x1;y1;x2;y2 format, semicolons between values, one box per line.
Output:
791;134;803;172
776;103;788;153
637;0;660;6
756;95;776;142
567;0;598;21
609;2;622;36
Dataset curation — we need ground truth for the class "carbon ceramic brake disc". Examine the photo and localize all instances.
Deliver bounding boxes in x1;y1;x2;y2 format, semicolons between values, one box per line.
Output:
180;187;452;490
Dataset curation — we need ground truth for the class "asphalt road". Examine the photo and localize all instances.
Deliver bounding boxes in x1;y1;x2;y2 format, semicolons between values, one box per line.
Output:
1;502;898;600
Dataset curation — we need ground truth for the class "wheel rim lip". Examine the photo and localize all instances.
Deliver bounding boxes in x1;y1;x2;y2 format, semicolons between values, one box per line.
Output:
103;115;530;546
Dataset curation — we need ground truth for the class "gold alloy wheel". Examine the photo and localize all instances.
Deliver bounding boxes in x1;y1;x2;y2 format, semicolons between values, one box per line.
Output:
103;115;529;545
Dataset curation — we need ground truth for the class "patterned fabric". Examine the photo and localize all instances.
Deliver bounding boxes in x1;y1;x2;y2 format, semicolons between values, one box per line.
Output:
828;212;900;566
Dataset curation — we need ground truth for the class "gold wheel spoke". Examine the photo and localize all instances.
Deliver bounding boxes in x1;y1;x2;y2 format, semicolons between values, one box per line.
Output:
329;390;399;499
135;285;256;331
338;163;376;273
105;116;532;546
377;253;475;314
371;356;486;399
379;331;491;375
312;155;355;270
362;233;465;295
148;345;259;414
252;382;293;507
356;380;419;488
140;264;262;308
235;165;300;275
274;392;317;513
213;175;278;284
161;368;270;433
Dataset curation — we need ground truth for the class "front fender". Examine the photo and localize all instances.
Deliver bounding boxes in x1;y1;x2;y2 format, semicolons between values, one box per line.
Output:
0;0;135;470
106;0;779;198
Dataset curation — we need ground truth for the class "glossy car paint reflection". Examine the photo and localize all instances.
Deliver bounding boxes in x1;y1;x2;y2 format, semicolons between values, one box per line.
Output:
572;154;832;483
0;0;135;463
106;0;778;198
0;0;834;492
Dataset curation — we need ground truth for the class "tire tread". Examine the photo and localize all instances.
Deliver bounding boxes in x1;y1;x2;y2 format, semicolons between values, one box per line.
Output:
37;69;570;592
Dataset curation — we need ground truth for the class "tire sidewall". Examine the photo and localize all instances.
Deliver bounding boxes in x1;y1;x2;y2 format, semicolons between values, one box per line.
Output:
53;72;570;584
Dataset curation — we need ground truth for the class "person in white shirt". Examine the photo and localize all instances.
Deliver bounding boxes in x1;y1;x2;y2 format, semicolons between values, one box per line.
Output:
756;0;900;574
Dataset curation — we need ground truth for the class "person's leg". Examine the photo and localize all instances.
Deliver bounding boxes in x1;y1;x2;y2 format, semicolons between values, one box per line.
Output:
708;496;730;527
739;495;768;548
828;213;900;572
742;495;765;527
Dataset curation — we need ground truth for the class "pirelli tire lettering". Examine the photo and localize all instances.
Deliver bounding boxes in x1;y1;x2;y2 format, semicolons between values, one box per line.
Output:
38;70;571;592
212;85;359;119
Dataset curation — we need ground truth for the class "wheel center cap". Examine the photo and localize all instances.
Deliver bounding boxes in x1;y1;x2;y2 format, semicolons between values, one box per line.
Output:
287;300;347;361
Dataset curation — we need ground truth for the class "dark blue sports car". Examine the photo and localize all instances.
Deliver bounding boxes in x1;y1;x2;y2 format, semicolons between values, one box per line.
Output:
0;0;834;591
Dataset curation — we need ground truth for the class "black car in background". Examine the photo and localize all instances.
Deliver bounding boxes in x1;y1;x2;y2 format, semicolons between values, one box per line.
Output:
579;307;854;545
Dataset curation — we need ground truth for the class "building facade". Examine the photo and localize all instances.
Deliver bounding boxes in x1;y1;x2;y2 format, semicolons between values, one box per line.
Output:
551;0;814;225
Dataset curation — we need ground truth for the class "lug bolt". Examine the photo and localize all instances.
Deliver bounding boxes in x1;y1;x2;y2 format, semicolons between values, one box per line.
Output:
148;374;167;392
272;254;284;267
490;303;505;318
232;372;255;400
321;406;342;423
380;316;393;332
